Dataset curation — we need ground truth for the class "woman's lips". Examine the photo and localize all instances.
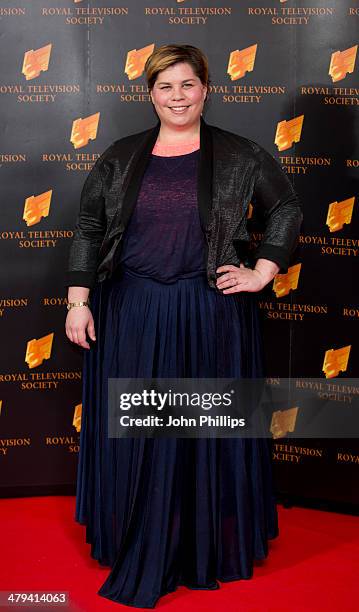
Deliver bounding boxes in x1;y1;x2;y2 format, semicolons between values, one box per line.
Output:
169;106;190;114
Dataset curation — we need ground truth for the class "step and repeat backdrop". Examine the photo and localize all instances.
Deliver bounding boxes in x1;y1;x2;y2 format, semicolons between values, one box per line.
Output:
0;0;358;504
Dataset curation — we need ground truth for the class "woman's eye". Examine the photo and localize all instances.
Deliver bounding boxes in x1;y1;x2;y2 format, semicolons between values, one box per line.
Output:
159;84;193;90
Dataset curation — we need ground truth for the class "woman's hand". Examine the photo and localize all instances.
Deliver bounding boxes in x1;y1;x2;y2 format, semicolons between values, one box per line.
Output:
65;306;96;349
216;259;280;294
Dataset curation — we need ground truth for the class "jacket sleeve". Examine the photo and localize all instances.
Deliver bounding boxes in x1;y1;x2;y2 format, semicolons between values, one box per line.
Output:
250;145;303;273
65;154;108;289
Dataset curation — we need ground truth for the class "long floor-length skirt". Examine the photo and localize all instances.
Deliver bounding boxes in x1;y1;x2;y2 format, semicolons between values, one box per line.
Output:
75;266;279;608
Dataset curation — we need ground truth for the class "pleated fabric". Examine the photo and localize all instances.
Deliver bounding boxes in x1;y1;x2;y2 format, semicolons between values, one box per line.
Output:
75;265;279;608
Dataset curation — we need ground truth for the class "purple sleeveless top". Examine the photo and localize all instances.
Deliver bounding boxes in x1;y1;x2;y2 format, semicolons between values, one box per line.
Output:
118;150;207;282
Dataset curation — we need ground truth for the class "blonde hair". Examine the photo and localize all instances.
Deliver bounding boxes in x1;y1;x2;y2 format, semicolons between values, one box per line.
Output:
144;44;210;92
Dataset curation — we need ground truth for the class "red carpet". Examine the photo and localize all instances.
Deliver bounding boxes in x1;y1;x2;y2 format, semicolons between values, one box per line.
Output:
1;496;358;611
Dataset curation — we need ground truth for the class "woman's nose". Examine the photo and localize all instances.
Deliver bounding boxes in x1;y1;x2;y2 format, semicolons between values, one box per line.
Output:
171;87;185;100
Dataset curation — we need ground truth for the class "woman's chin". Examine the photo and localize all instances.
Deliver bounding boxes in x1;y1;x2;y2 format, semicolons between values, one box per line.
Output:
163;112;200;129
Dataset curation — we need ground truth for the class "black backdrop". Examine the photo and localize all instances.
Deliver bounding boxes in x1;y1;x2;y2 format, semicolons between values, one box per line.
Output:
0;0;358;506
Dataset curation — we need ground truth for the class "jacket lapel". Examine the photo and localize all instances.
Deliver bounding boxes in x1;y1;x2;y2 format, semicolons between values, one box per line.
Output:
119;120;161;230
197;116;213;232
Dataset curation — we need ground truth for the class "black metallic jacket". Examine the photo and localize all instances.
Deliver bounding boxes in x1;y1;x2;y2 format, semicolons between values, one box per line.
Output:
65;117;303;290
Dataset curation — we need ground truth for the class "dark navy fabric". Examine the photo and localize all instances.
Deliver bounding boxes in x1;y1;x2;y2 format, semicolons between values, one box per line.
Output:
119;150;207;282
75;152;279;608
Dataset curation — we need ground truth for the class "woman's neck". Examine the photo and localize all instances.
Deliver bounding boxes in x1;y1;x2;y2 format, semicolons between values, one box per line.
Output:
152;139;200;156
156;122;200;145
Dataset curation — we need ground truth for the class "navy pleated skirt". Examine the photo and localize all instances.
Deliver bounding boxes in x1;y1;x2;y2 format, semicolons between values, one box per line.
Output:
75;265;279;608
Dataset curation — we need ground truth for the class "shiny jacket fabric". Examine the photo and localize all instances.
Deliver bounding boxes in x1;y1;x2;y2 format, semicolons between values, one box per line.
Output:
65;116;303;290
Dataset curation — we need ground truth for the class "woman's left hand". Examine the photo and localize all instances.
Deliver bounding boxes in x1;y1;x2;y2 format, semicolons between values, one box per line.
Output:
216;263;271;294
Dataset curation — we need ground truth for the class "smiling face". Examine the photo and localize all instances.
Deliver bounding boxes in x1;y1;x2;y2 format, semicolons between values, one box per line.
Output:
150;61;207;131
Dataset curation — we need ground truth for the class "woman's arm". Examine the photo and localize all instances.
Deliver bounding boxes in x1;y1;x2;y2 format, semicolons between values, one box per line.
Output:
67;286;90;302
65;152;111;346
216;258;280;293
65;285;95;349
65;152;110;289
216;145;301;293
254;258;280;285
250;144;303;273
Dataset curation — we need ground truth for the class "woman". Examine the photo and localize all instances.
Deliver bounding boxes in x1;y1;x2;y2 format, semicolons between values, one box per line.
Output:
65;44;302;608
